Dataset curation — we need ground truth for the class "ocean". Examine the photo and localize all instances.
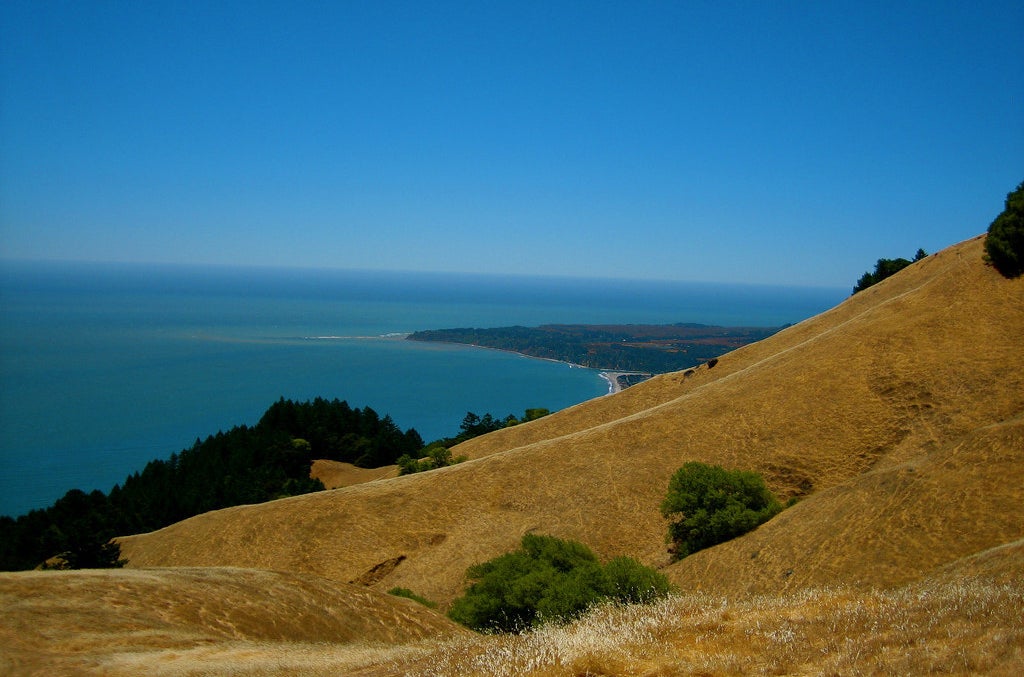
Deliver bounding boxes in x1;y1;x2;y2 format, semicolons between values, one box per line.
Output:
0;261;845;518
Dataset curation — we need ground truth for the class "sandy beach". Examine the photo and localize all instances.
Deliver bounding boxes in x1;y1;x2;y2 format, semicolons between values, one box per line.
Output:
599;372;645;394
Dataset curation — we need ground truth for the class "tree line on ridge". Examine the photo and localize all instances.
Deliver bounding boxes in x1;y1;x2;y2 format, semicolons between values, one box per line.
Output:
0;398;526;571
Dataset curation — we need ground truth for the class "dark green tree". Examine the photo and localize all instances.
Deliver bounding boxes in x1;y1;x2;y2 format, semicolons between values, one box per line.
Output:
661;462;782;561
448;534;672;632
39;489;125;569
985;180;1024;278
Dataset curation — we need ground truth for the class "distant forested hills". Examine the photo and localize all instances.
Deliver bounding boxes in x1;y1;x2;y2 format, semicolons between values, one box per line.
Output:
408;323;781;373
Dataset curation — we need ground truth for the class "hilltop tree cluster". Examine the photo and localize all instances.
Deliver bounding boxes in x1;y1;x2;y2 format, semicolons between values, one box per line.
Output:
852;249;928;294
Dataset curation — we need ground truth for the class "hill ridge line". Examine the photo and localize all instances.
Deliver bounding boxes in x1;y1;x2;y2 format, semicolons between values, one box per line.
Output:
461;247;958;462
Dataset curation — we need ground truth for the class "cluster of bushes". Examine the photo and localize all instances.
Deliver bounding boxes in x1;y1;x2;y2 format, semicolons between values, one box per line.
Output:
396;408;551;475
443;461;783;633
852;249;928;294
447;533;673;632
388;587;438;609
397;444;466;475
449;409;550;445
257;397;423;467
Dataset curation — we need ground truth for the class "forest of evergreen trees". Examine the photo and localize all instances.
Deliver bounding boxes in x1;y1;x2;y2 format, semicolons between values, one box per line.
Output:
0;397;423;571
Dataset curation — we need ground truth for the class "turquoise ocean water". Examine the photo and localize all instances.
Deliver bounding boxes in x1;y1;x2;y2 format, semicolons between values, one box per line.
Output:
0;261;845;517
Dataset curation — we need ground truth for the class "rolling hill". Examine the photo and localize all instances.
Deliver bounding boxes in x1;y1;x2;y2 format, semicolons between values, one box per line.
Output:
2;233;1022;675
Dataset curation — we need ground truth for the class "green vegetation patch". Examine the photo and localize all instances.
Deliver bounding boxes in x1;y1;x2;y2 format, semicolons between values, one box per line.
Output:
661;462;782;561
448;533;673;633
396;444;467;475
852;249;927;294
387;587;438;609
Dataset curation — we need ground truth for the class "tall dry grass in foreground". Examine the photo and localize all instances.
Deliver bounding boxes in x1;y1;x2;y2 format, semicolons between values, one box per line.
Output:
389;580;1024;676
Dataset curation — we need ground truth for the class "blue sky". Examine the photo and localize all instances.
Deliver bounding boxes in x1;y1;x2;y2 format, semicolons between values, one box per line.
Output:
1;1;1021;288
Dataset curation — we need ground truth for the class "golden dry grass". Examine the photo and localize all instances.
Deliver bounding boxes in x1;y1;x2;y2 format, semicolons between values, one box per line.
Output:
0;567;468;676
310;459;398;489
6;234;1024;675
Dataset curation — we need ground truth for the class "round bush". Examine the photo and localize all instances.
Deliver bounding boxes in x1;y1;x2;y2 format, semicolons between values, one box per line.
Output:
661;461;782;560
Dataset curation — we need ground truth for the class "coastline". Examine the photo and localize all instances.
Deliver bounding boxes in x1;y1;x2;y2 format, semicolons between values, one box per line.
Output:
408;336;651;396
598;371;652;395
600;372;623;395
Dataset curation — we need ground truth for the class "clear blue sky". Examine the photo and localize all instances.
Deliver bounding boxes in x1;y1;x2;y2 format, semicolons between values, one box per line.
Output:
1;1;1021;287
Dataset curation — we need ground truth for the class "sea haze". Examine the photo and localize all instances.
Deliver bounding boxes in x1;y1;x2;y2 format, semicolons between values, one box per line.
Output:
0;261;845;517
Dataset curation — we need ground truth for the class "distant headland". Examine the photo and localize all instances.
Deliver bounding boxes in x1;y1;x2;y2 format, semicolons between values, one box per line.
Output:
407;322;782;382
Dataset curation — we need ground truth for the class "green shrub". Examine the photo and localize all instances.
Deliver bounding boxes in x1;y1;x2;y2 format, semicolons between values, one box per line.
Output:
396;445;467;475
602;555;674;603
448;533;672;632
387;587;437;609
985;180;1024;278
661;462;782;561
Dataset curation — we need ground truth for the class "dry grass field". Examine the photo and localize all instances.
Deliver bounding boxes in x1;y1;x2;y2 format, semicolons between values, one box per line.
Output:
3;233;1022;675
310;459;398;489
0;567;468;676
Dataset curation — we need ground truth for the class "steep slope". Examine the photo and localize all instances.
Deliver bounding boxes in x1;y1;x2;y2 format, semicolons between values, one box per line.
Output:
0;567;468;676
667;414;1024;594
118;235;1024;608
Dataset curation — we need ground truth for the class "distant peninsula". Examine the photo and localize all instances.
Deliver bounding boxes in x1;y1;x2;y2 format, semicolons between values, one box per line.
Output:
407;323;782;377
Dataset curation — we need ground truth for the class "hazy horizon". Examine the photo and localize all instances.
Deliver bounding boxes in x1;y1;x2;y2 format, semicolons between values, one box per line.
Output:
0;255;852;292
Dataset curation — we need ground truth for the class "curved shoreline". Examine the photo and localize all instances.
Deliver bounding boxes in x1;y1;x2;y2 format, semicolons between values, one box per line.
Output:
406;337;653;396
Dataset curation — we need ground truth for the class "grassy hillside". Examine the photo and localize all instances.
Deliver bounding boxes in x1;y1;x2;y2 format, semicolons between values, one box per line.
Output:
116;235;1024;606
4;233;1023;675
